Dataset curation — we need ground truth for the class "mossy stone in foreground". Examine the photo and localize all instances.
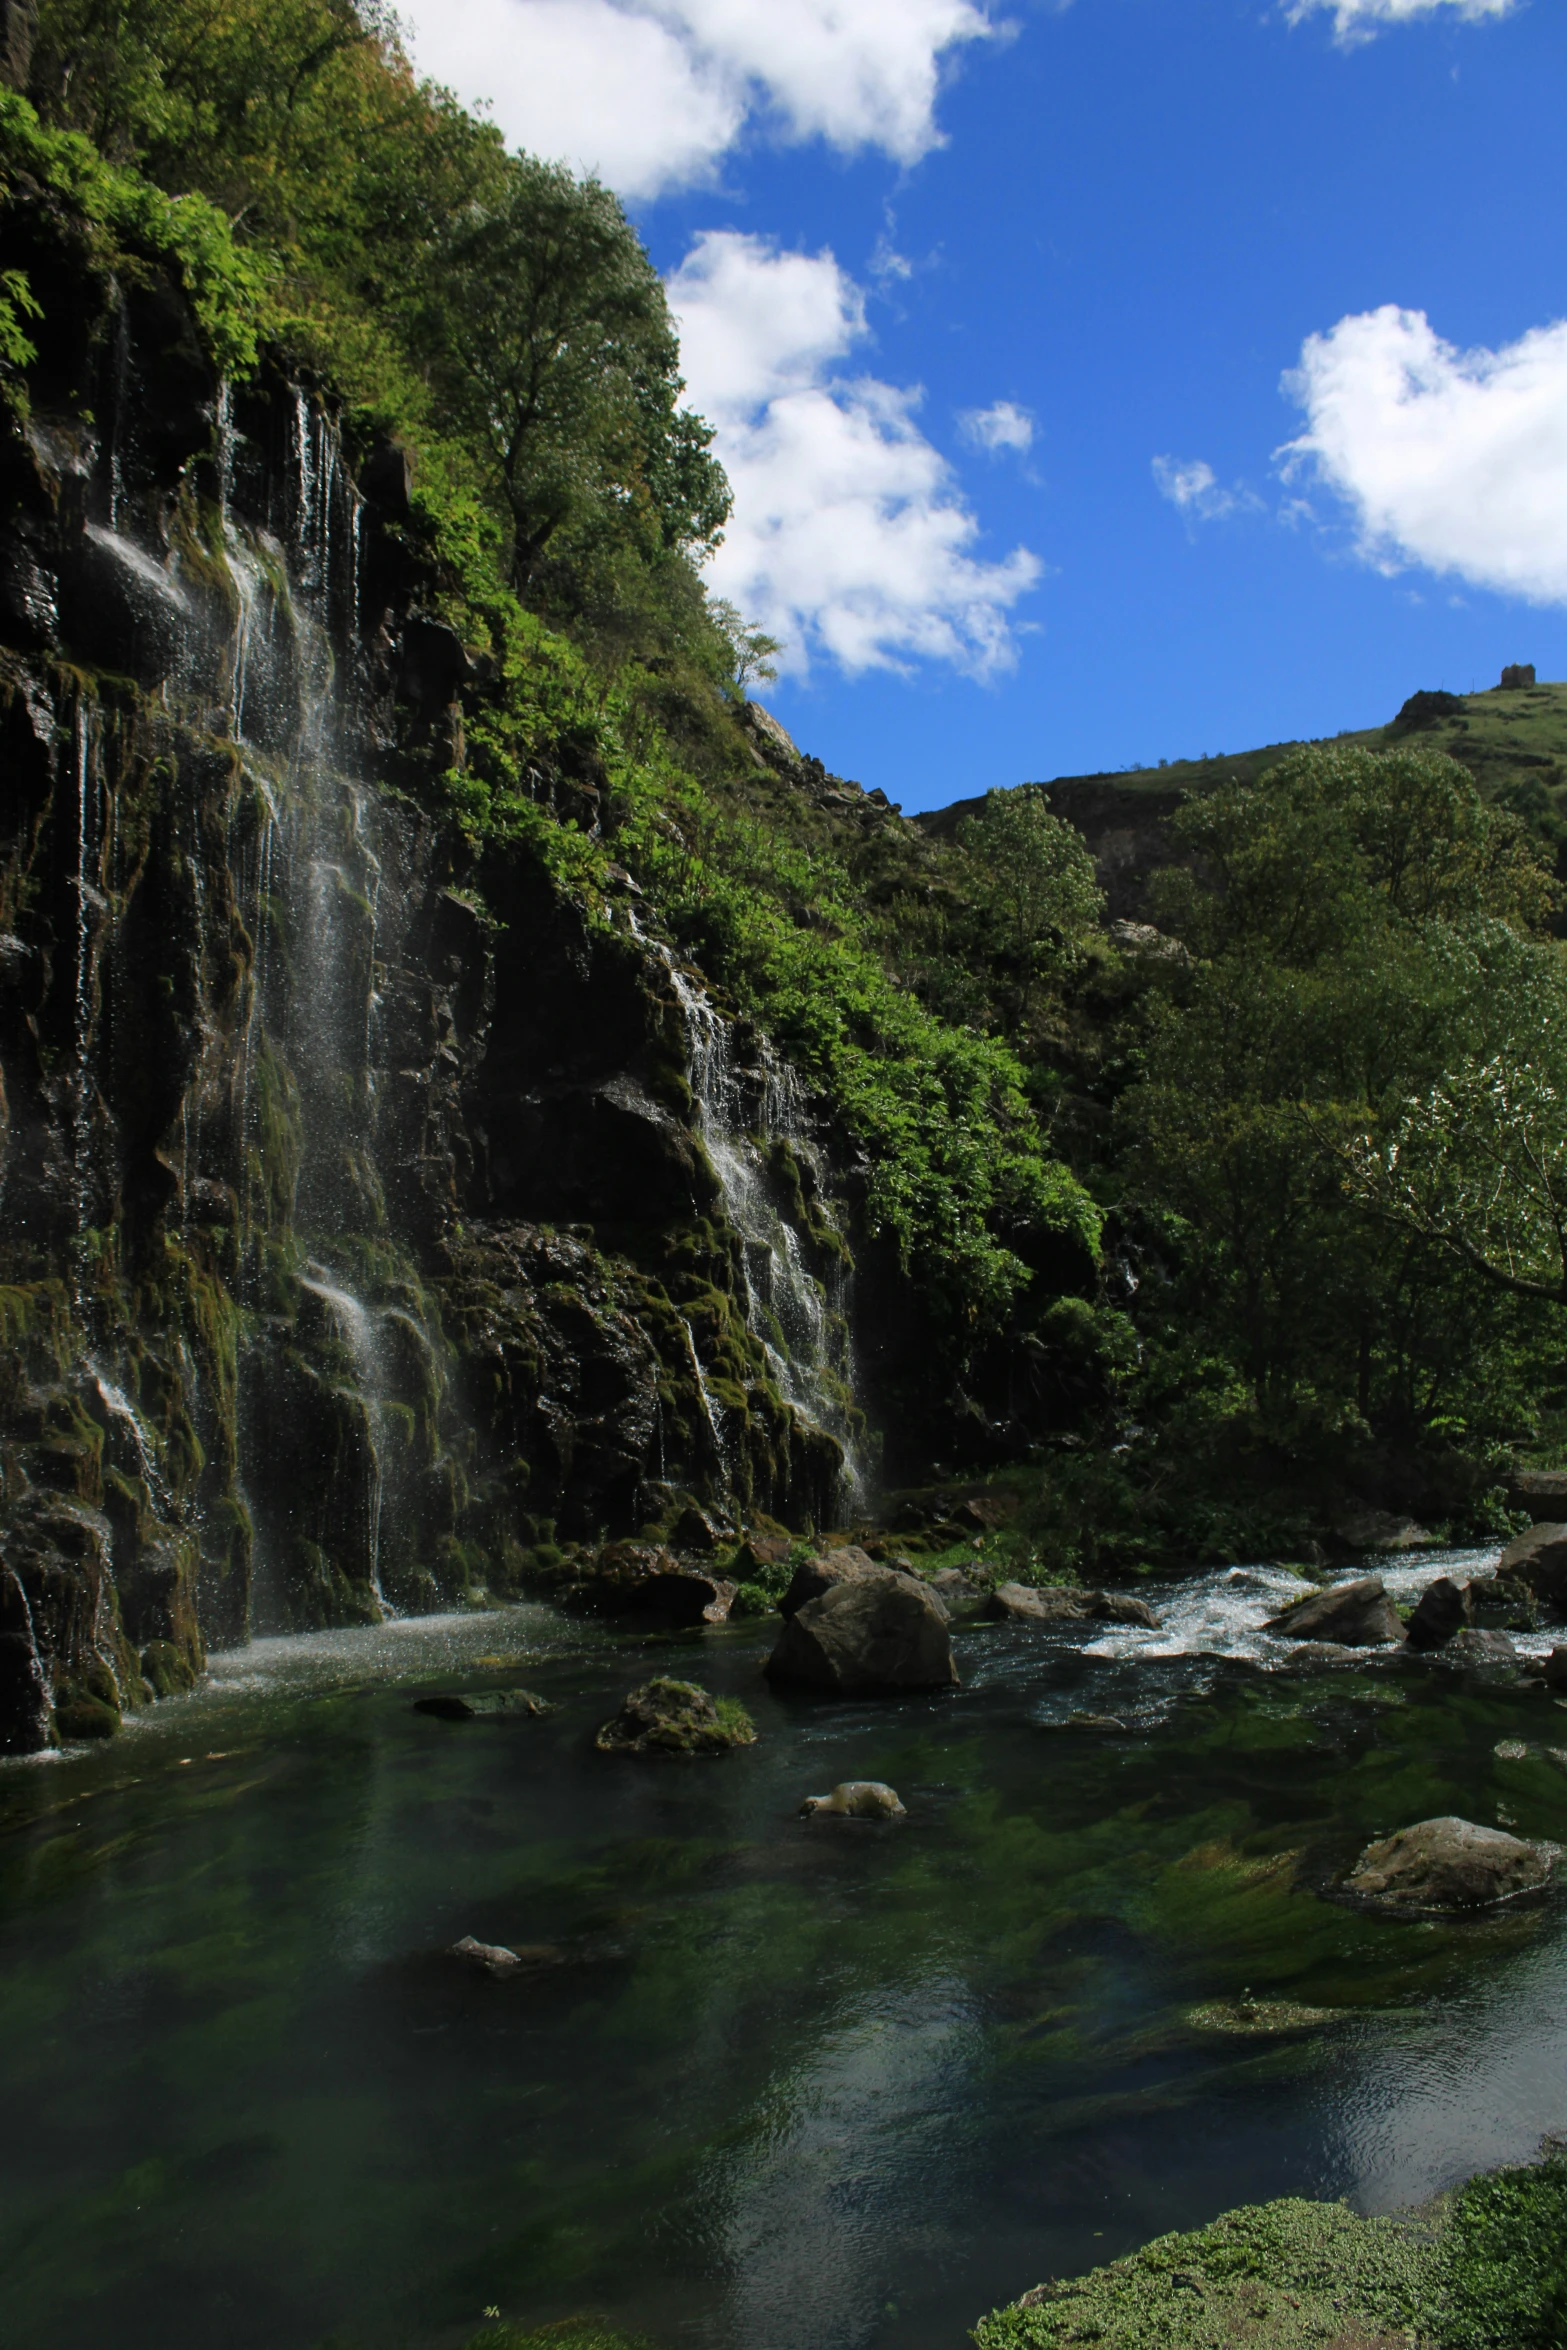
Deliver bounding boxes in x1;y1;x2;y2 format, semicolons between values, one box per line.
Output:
594;1677;757;1755
972;2197;1439;2348
973;2154;1567;2349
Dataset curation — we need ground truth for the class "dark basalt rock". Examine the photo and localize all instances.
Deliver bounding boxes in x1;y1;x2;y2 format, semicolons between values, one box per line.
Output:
1404;1575;1474;1651
1263;1575;1405;1647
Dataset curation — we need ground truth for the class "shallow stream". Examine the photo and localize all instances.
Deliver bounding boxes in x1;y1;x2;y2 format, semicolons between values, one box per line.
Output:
5;1551;1567;2350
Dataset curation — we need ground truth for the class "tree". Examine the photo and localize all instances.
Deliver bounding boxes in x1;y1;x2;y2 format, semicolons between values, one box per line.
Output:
956;787;1103;1032
425;158;730;589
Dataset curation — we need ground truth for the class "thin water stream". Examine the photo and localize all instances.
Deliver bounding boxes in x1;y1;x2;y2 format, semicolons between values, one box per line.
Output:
3;1550;1567;2350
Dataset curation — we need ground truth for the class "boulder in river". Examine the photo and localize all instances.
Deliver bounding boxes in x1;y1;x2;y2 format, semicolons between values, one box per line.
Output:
984;1581;1160;1630
778;1546;907;1619
767;1571;959;1696
594;1676;757;1755
1404;1576;1474;1652
1344;1815;1559;1912
582;1541;736;1626
800;1780;906;1819
448;1935;522;1974
1263;1575;1405;1647
1493;1522;1567;1619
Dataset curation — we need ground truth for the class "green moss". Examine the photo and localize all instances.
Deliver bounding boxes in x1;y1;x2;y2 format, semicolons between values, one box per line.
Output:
52;1692;121;1742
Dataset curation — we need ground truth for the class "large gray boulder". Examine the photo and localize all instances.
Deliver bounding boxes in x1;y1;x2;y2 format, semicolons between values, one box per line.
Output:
1494;1522;1567;1618
984;1582;1160;1630
1264;1575;1405;1647
1345;1816;1558;1913
778;1546;918;1619
767;1570;959;1695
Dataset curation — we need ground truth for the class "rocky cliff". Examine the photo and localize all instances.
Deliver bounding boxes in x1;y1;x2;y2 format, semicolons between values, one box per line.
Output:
0;236;854;1749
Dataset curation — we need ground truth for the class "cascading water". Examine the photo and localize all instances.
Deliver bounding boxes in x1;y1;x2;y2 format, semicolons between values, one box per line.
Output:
298;1271;390;1613
668;964;864;1508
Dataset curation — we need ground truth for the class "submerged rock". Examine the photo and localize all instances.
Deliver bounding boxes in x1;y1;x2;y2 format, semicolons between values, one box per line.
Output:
448;1935;524;1974
767;1570;958;1696
1344;1815;1559;1912
1404;1574;1474;1651
799;1780;906;1819
594;1676;756;1755
1493;1522;1567;1618
984;1581;1160;1630
413;1687;555;1720
1263;1574;1405;1647
1445;1626;1519;1667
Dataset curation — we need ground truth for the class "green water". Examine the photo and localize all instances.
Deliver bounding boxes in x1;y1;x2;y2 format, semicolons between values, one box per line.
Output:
3;1563;1567;2350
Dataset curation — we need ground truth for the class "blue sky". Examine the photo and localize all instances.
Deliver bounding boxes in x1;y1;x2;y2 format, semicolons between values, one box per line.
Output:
405;0;1567;812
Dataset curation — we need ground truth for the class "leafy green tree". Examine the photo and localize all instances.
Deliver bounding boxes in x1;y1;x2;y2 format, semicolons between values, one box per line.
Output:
1126;744;1560;1430
956;787;1104;1032
422;158;729;589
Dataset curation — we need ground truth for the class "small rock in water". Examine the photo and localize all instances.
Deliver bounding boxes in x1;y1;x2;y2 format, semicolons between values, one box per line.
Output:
595;1676;756;1755
1263;1575;1405;1647
414;1688;555;1721
1068;1712;1129;1731
1344;1815;1559;1912
1276;1640;1359;1671
1494;1739;1529;1761
799;1780;906;1819
449;1935;522;1974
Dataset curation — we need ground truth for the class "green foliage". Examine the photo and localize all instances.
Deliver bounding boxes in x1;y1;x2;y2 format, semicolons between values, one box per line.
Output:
1436;2151;1567;2348
957;786;1105;1031
1125;742;1567;1438
972;2155;1567;2350
0;88;271;375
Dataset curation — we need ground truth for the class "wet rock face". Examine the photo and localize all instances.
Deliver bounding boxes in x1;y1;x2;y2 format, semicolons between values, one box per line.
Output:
766;1570;959;1696
0;236;859;1745
1345;1816;1558;1913
1263;1575;1405;1647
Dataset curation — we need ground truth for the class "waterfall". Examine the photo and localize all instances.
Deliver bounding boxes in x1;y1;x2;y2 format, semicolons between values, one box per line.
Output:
668;965;863;1507
71;702;99;1308
299;1270;390;1614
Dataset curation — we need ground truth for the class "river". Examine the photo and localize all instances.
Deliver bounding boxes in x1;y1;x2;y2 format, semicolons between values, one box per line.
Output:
3;1550;1566;2349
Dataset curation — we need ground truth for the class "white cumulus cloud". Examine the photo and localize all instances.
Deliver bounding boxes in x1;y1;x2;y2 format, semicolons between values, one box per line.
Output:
960;400;1035;453
1281;304;1567;604
1288;0;1516;44
401;0;997;198
668;231;1041;677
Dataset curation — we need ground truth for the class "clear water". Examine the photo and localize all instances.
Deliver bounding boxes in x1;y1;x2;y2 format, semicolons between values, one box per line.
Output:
4;1552;1567;2350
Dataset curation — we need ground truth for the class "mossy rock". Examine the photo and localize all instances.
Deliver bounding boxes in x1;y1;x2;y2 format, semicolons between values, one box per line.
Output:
141;1638;198;1699
52;1693;121;1742
594;1677;756;1755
